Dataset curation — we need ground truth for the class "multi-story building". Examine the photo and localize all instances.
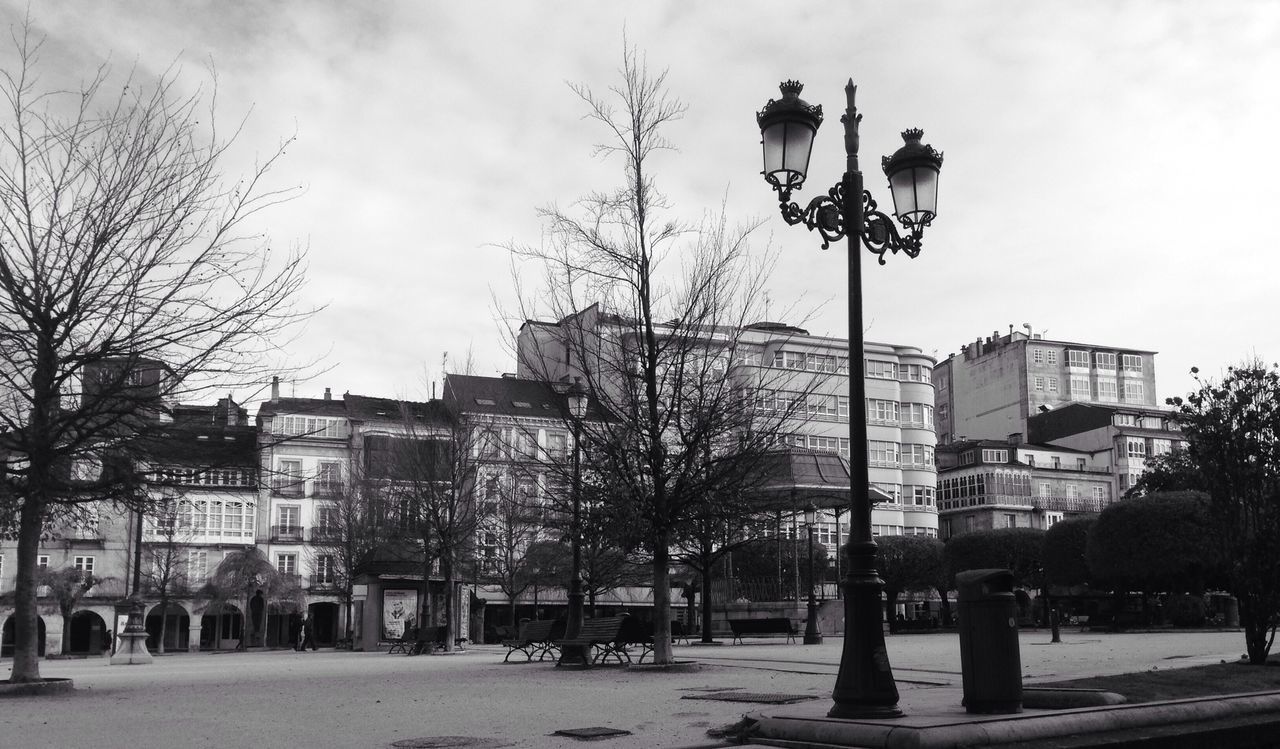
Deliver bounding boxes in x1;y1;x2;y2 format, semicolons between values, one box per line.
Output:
936;438;1114;538
516;309;940;560
142;397;258;651
935;325;1158;445
1028;402;1188;498
255;381;351;646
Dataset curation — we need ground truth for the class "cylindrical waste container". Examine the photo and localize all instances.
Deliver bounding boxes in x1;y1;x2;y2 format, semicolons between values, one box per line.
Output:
956;568;1022;714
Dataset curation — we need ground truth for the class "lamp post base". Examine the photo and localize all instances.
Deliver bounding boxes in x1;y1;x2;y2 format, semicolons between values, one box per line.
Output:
829;543;901;718
556;583;589;669
110;600;153;666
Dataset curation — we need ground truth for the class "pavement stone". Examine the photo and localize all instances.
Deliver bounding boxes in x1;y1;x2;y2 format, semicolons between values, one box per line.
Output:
0;629;1250;749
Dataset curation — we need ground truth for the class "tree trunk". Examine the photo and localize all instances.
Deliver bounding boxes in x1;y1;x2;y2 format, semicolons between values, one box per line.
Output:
157;595;169;654
1239;594;1275;665
937;588;953;627
651;539;673;664
700;550;715;643
442;556;455;652
10;495;46;681
61;613;72;655
884;591;900;633
588;588;597;617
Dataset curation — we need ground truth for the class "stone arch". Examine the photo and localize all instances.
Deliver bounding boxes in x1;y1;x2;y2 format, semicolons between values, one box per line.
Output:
145;602;191;653
1;613;48;657
308;601;340;647
68;609;108;655
199;602;243;651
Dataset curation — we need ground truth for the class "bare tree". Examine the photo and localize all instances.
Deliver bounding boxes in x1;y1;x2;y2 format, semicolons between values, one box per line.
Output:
0;26;311;681
140;499;195;654
505;46;818;663
475;470;545;626
35;566;100;655
201;547;302;651
307;471;391;643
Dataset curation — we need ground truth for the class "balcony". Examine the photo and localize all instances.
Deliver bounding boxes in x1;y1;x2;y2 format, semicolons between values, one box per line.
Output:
308;526;341;543
309;574;340;592
272;479;304;498
312;481;343;498
58;527;107;547
270;525;305;543
1031;496;1105;514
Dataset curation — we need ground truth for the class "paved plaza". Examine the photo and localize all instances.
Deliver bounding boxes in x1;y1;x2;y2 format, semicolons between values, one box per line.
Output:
0;630;1247;749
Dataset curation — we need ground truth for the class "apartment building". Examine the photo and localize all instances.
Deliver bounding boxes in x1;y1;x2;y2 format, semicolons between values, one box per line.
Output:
1028;402;1188;498
935;325;1158;445
936;438;1114;539
516;308;940;561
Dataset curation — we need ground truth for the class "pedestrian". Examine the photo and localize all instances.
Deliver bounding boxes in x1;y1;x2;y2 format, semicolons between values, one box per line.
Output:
302;613;317;651
290;612;303;651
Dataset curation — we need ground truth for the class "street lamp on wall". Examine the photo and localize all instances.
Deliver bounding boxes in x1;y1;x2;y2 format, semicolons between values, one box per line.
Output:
757;79;942;719
557;376;590;668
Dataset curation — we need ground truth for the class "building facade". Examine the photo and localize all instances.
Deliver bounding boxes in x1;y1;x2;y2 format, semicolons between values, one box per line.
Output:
936;438;1114;538
935;325;1158;445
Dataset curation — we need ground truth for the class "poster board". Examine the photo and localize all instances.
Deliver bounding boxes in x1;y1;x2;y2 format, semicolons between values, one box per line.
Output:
382;588;418;640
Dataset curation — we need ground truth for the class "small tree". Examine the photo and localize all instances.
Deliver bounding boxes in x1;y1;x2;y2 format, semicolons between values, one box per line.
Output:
476;472;545;626
876;535;944;631
35;566;100;655
1169;362;1280;664
1042;516;1096;589
944;528;1045;591
1125;450;1206;498
1085;492;1214;595
141;501;195;654
203;548;302;650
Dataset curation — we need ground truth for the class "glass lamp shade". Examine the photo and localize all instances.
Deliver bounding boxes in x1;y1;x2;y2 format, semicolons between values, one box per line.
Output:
757;81;823;194
881;129;944;230
804;503;818;526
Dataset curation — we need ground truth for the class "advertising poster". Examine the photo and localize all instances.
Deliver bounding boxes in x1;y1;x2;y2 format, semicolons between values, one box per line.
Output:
382;589;417;640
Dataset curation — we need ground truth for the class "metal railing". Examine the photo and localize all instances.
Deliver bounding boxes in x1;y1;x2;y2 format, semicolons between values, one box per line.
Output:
270;525;305;543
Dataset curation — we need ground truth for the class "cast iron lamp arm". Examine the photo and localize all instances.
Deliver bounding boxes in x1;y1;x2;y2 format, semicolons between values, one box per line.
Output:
776;184;923;263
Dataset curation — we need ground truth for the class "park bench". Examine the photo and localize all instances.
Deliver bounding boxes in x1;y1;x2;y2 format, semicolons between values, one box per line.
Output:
408;625;469;655
501;619;563;663
385;628;414;654
671;620;691;646
559;616;629;665
728;617;797;644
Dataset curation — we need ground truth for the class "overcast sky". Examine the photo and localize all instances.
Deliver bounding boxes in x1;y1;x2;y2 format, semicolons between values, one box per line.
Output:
13;1;1280;407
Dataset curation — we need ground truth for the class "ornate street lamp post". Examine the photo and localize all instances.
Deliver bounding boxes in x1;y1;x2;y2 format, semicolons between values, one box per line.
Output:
803;503;822;645
557;377;591;668
757;79;942;718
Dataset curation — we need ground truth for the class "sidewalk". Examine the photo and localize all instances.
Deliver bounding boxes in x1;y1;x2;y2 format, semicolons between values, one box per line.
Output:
0;630;1250;749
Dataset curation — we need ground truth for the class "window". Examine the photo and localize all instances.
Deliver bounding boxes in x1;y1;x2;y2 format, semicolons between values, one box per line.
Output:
1126;439;1147;458
1068;350;1089;368
1052;456;1061;469
1045;512;1063;528
1067;485;1080;499
872;483;902;504
808;435;842;454
1150;439;1173;456
959;450;975;466
278;505;300;531
74;556;94;574
37;555;48;568
1095;352;1117;369
1077;458;1087;470
1003;514;1017;528
315;555;336;584
868;399;899;424
902;364;931;383
901;403;933;427
1046;377;1059;393
1033;376;1045;392
276;459;304;496
902;444;935;468
545;432;568;460
1124;381;1145;402
865;360;898;379
276;553;297;575
981;449;1009;463
1122;354;1143;372
868;441;901;466
908;486;936;507
1039;483;1050;498
316;505;338;532
1070;376;1091;400
1114;414;1137;427
315;462;341;496
1096;379;1118;402
808;394;839;420
837;396;849;419
274;415;341;439
1032;348;1045;364
1025;454;1036;466
187;550;208;583
1093;486;1106;500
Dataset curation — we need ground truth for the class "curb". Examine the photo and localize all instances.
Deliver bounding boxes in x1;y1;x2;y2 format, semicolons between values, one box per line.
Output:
0;678;75;697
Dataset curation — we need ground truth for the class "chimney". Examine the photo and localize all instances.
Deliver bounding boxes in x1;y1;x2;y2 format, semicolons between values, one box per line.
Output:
227;393;236;426
324;387;332;401
1008;432;1022;445
271;376;280;403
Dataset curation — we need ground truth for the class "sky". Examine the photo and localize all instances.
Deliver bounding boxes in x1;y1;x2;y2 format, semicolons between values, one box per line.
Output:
9;1;1280;408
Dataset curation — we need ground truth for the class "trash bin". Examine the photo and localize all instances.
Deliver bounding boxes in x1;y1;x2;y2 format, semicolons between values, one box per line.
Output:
956;568;1022;714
